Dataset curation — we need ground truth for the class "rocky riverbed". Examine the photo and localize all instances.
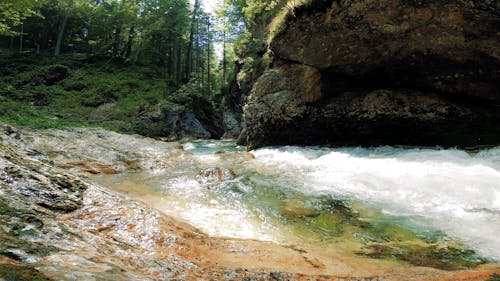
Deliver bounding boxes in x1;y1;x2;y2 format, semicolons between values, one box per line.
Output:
1;123;500;280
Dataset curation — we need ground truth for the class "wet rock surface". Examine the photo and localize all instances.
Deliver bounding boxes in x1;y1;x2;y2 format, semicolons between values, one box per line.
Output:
271;0;499;101
243;87;500;149
197;167;236;184
241;0;500;149
1;123;499;280
135;109;212;140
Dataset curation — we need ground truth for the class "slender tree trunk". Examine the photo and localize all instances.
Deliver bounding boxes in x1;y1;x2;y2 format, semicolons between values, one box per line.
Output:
9;36;14;53
185;0;200;80
84;18;92;54
123;25;135;59
176;46;182;85
41;23;49;51
168;34;175;85
55;9;69;56
19;24;23;53
34;33;41;54
172;39;178;86
164;37;169;95
133;38;144;63
222;27;227;86
195;19;200;84
206;19;211;94
112;22;123;57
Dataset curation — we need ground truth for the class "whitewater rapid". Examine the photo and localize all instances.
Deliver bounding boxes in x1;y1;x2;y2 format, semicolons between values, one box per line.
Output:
95;136;500;262
252;146;500;261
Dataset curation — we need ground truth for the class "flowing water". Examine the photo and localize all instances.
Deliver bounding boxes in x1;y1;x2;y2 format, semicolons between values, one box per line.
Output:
96;140;500;263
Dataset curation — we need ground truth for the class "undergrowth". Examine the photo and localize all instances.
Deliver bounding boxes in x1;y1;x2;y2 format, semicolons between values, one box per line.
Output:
0;52;213;133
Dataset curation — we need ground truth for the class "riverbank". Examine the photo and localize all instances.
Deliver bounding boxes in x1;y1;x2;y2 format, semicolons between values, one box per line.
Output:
0;53;223;139
1;123;499;280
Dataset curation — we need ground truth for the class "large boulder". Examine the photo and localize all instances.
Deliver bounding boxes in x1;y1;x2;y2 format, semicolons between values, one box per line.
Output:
134;109;211;140
271;0;500;102
244;87;500;149
241;0;500;149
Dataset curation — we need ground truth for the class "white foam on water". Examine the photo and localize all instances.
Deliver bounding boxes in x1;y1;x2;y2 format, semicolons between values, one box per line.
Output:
253;146;500;260
154;176;278;241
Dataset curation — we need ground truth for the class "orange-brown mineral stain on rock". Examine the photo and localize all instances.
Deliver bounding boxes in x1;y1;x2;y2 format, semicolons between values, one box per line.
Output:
123;159;142;170
96;163;120;175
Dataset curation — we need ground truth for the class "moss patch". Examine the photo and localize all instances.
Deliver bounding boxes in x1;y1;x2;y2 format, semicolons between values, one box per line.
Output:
0;53;216;134
362;242;486;270
0;200;29;217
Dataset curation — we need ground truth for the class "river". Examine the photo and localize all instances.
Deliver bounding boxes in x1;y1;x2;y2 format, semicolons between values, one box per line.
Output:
95;139;500;262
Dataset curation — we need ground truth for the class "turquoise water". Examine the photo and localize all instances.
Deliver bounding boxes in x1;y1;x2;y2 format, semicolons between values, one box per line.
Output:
186;141;500;260
102;140;500;262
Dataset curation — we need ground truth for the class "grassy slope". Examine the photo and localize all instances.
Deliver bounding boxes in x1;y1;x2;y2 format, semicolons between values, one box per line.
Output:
0;52;210;133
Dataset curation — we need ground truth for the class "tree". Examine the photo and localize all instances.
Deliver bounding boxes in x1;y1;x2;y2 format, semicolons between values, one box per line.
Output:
0;0;42;36
53;0;91;55
0;0;224;97
215;0;246;86
185;0;201;80
108;0;139;57
54;6;69;55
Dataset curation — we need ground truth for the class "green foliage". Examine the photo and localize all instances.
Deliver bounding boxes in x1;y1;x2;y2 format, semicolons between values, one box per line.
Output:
0;0;265;133
0;0;42;35
0;0;219;96
226;0;323;95
243;0;284;25
0;53;219;132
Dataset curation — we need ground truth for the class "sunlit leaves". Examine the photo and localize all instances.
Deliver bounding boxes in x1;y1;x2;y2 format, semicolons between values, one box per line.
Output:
0;0;43;35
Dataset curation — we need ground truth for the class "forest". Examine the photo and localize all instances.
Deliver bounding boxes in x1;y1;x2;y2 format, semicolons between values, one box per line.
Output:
0;0;288;137
2;0;233;88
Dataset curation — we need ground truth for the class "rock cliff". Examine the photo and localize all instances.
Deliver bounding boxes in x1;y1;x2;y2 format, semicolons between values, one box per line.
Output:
240;0;500;149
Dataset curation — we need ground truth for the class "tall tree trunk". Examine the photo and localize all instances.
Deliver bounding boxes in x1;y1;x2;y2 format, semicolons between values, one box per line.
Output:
171;39;178;87
84;18;92;54
19;24;23;53
206;19;211;94
35;33;41;54
122;25;135;59
168;34;175;86
222;27;227;86
176;46;182;85
9;36;14;53
164;37;170;95
112;22;123;57
133;38;144;63
185;0;200;80
41;23;50;51
195;19;201;85
55;9;69;56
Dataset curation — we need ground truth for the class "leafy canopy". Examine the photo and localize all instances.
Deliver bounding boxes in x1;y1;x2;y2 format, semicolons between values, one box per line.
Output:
0;0;43;35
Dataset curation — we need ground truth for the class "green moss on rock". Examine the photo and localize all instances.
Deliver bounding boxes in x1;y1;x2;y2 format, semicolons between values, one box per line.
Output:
0;200;28;217
362;243;487;270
